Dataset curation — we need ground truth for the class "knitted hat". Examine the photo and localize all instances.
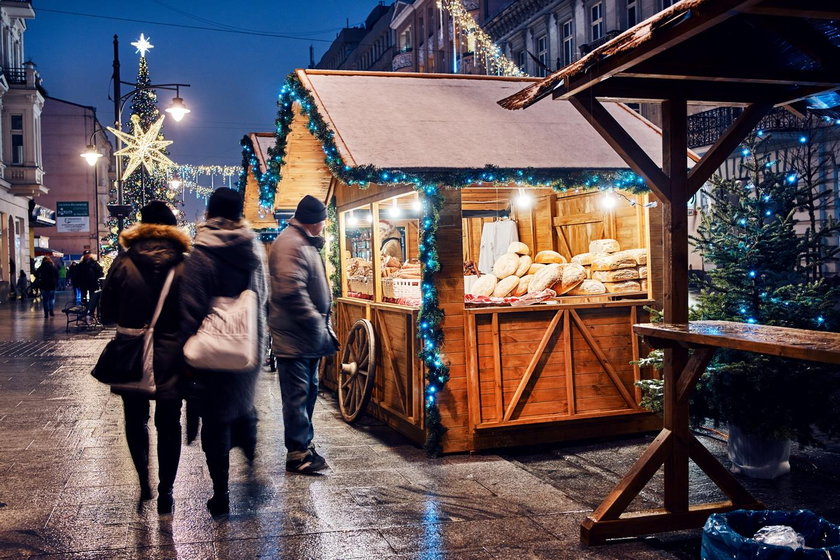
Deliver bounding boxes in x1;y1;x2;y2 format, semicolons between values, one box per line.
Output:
140;200;177;226
294;195;327;224
207;187;243;221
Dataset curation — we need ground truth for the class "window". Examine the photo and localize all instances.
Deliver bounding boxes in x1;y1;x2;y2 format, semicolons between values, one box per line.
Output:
536;35;548;77
591;2;604;41
661;0;677;7
400;28;412;52
562;19;574;66
10;114;22;165
517;50;526;72
627;0;638;27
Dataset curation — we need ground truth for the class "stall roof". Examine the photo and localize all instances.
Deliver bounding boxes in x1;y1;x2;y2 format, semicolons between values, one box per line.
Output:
295;69;675;172
249;132;276;174
499;0;840;110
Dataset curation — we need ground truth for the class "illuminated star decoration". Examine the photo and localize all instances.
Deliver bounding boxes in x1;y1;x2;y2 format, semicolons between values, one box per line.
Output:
131;33;154;57
109;114;174;180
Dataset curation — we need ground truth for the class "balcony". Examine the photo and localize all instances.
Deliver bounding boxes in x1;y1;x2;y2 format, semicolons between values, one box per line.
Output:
687;107;805;149
7;165;45;197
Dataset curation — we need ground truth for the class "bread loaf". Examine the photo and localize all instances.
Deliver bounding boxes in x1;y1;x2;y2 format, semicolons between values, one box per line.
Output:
568;278;607;295
528;263;546;275
589;239;620;254
551;263;587;295
604;280;642;293
493;275;520;297
591;252;637;271
513;274;533;296
507;241;530;256
638;266;647;279
528;264;563;293
593;268;640;282
640;279;648;292
626;248;647;265
515;255;533;277
470;274;497;296
534;250;566;264
571;252;595;266
492;253;520;279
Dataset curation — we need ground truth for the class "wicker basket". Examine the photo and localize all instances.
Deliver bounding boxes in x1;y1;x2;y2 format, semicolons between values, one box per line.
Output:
348;276;373;296
392;278;421;300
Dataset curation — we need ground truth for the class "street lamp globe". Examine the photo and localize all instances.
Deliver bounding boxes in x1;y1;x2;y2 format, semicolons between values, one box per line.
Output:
80;144;103;167
165;96;190;122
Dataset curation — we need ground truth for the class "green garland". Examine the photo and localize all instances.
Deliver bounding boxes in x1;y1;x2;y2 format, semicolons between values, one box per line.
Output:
326;197;342;300
239;71;652;455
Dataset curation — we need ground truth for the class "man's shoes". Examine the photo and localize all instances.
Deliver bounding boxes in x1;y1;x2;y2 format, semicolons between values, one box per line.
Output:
206;492;229;516
49;310;54;317
286;448;328;475
157;490;174;514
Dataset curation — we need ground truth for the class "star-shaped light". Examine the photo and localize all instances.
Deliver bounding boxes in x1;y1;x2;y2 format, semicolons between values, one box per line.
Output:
131;33;154;57
109;114;174;180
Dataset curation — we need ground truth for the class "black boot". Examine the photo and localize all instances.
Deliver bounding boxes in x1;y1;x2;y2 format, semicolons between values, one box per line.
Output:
157;486;174;514
206;491;229;516
155;399;182;515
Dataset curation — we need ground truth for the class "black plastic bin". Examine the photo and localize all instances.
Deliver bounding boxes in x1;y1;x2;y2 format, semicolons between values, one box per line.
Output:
702;509;840;559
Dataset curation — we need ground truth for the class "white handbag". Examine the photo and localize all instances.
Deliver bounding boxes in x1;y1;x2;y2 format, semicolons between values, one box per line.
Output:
108;268;175;395
183;288;259;372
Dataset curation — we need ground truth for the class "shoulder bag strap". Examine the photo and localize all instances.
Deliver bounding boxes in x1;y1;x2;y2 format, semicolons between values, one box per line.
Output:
149;268;175;329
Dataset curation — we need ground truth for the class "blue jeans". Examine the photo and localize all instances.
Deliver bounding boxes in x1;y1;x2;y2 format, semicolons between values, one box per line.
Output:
41;290;56;315
277;357;320;456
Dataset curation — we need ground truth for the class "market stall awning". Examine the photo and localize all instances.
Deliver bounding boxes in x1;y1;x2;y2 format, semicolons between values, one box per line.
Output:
296;69;676;173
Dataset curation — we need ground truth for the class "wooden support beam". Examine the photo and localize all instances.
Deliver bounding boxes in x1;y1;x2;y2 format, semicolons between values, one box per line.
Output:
569;94;671;201
742;0;840;19
687;102;774;195
752;16;840;72
620;68;840;88
676;347;717;403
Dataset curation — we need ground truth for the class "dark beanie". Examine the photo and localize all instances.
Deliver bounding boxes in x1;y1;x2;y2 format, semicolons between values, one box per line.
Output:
294;195;327;224
207;187;243;221
140;200;177;226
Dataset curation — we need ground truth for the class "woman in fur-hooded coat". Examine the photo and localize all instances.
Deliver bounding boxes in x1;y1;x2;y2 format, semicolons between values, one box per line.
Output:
100;201;190;514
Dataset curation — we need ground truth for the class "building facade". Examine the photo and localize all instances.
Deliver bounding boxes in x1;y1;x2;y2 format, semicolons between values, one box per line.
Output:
0;0;45;300
315;3;395;71
40;98;113;260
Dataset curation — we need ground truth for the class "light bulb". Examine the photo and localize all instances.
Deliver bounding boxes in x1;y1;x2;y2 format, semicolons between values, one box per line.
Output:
601;190;618;210
165;97;190;122
389;200;402;218
412;199;422;212
80;145;103;167
347;212;359;227
514;188;534;210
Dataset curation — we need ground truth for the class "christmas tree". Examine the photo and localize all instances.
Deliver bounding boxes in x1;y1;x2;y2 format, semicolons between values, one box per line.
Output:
689;129;840;444
104;38;176;249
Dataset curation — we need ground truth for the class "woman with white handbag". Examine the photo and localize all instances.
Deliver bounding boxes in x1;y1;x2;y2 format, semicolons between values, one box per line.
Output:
99;201;190;514
179;188;268;517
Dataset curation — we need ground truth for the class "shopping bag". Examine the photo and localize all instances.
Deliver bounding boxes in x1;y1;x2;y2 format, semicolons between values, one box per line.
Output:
184;288;258;372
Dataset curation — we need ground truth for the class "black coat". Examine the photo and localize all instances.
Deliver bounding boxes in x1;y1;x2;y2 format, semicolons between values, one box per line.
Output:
36;260;59;291
100;223;191;399
179;217;268;423
268;219;337;358
76;257;103;291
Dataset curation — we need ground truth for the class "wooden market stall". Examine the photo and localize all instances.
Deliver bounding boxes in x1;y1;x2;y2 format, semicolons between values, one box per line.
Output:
248;68;697;454
500;0;840;544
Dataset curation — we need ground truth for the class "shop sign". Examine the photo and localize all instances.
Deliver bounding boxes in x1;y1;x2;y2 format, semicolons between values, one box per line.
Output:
56;201;90;233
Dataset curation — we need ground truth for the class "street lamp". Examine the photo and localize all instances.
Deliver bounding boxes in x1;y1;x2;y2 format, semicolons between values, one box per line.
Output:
80;144;103;167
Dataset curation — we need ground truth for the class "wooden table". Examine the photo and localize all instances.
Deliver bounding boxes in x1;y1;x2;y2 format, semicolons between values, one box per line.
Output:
581;320;840;545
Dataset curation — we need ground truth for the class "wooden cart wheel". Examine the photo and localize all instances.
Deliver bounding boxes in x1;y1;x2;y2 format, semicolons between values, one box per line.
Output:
338;319;377;423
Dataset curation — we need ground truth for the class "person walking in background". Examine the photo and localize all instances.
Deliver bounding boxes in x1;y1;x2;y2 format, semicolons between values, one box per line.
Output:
68;261;79;304
77;251;103;305
269;195;338;475
16;270;28;301
36;256;58;318
180;188;267;516
57;261;67;291
99;201;190;514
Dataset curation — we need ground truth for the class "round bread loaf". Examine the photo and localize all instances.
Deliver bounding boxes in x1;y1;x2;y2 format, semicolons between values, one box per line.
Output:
571;252;594;266
492;253;520;279
568;278;607;295
507;241;530;256
552;263;587;295
513;274;533;296
470;274;497;296
493;275;519;297
528;263;563;293
515;255;532;277
528;263;546;275
589;239;620;254
534;250;566;264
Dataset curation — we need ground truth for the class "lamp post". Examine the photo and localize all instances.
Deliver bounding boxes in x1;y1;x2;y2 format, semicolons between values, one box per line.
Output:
105;34;190;237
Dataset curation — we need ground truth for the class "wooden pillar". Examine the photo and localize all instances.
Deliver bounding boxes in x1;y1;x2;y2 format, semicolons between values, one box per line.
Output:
661;98;690;513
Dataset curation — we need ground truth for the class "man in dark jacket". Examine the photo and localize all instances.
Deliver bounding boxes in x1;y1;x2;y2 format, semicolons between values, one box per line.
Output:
180;187;268;516
100;201;190;514
77;251;103;306
269;195;338;475
36;256;59;317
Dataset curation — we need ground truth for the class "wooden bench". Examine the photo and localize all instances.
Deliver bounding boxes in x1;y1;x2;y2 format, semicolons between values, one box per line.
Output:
581;320;840;545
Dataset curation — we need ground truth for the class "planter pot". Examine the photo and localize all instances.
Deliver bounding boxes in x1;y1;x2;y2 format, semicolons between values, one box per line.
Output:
727;424;791;479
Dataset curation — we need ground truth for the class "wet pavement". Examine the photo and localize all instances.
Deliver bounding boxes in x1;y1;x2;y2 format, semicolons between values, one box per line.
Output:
1;291;839;559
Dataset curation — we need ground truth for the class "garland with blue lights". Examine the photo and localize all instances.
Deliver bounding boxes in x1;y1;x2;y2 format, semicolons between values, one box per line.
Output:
245;72;652;455
326;198;342;300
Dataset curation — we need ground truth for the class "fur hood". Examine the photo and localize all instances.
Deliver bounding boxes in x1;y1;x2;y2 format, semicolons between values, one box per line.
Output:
119;223;191;253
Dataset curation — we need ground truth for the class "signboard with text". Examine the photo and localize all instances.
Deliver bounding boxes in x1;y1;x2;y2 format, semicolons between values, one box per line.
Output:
56;201;90;233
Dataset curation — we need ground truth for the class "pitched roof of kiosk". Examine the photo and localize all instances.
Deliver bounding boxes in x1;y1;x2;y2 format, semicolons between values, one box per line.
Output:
295;69;672;171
